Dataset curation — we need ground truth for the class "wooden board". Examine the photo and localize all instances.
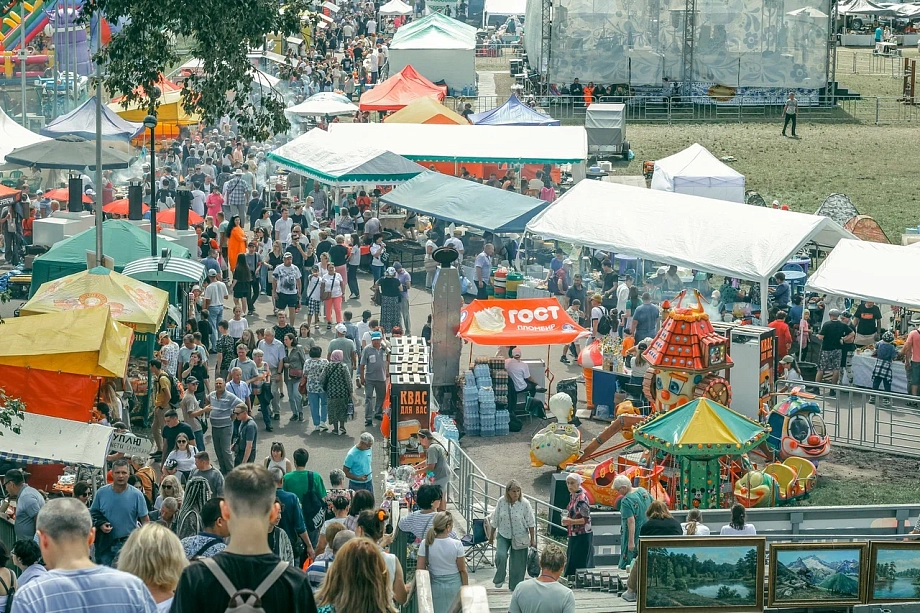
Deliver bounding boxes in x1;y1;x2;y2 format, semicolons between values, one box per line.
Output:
486;587;636;613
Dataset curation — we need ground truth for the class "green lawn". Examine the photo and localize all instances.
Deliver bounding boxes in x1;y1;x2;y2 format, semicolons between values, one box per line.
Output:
602;121;919;241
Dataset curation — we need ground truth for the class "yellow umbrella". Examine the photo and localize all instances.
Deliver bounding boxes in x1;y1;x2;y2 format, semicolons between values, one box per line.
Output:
0;307;133;378
21;267;169;333
108;89;200;127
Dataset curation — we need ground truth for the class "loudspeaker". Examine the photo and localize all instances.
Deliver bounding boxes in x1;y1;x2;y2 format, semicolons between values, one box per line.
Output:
128;181;144;220
175;189;191;231
67;177;83;212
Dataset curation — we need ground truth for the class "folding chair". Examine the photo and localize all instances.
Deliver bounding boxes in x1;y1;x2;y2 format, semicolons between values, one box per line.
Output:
462;518;494;572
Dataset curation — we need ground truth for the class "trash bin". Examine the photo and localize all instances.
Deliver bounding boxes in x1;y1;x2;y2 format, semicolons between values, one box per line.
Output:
799;362;818;382
557;377;579;411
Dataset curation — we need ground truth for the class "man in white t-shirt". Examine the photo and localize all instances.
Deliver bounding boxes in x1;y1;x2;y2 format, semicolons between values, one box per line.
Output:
366;18;377;35
589;293;607;340
272;252;303;324
444;230;464;260
203;269;229;351
274;207;293;247
190;187;206;217
616;274;633;310
504;348;543;411
368;49;379;83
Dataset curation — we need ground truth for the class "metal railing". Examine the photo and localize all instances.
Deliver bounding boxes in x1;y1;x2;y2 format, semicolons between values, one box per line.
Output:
838;49;905;77
445;92;920;124
778;379;920;458
447;437;567;550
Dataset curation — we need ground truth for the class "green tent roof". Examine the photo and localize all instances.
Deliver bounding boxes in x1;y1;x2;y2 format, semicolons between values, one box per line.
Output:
31;220;191;295
633;398;768;457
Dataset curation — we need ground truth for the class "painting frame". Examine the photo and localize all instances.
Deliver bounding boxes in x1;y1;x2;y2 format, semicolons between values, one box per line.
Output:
767;542;868;608
638;536;766;613
868;540;920;603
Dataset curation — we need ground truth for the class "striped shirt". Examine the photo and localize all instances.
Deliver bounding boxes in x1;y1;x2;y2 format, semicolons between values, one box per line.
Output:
11;565;157;613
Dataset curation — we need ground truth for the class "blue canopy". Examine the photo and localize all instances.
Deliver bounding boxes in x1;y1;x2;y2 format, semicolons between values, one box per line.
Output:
41;97;144;141
469;95;561;126
380;171;549;233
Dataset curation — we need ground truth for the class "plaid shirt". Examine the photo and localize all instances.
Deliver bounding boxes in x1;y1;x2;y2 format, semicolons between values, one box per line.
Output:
222;177;249;209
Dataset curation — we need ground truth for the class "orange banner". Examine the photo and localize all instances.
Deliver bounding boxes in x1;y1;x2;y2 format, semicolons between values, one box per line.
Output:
458;298;590;346
0;365;99;421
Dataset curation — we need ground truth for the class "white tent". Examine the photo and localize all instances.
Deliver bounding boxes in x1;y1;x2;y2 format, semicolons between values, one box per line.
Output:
806;239;920;309
389;14;477;93
379;0;413;15
525;180;853;313
286;92;359;116
484;0;527;21
650;143;746;203
0;106;51;163
328;123;587;164
0;413;113;467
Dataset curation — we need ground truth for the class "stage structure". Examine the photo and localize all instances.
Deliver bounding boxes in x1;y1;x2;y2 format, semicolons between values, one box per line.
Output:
523;0;837;105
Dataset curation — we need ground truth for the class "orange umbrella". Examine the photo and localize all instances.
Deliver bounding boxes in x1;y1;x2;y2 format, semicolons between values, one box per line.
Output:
157;207;204;225
43;187;93;204
102;198;148;215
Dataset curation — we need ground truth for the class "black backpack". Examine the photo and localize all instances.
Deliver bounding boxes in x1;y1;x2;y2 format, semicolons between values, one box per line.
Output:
301;471;326;532
161;371;181;408
0;572;14;613
596;307;615;336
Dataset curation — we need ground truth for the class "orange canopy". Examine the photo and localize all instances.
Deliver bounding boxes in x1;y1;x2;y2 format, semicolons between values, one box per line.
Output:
359;65;446;112
458;298;589;346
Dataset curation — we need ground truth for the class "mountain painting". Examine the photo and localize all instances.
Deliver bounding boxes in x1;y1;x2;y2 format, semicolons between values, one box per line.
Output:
769;544;867;607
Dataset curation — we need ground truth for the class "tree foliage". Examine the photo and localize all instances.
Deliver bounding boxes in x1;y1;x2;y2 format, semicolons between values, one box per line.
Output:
0;387;25;436
82;0;315;140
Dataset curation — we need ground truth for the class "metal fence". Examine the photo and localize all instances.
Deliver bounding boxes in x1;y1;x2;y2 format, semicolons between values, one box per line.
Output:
447;437;567;550
446;92;920;124
837;49;906;78
474;42;522;72
779;379;920;458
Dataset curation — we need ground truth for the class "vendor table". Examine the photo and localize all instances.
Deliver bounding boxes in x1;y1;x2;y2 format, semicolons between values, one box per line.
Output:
852;353;909;394
591;367;631;412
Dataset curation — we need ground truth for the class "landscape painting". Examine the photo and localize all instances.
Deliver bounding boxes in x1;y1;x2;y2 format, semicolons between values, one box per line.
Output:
869;541;920;602
638;537;765;613
768;543;867;607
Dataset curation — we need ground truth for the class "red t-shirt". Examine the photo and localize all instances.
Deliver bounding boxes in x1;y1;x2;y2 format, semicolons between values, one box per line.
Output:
768;320;793;359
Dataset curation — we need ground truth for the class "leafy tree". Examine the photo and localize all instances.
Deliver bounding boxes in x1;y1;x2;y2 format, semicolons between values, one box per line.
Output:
672;578;688;592
82;0;314;140
0;388;25;436
717;585;740;600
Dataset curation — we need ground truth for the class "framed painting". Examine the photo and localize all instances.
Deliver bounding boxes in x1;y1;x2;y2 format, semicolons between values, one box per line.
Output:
638;536;766;613
768;542;868;607
868;540;920;603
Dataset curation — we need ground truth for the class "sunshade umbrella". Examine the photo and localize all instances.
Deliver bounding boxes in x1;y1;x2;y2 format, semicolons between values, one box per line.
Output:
286;92;359;117
20;266;169;333
103;198;148;215
156;207;203;225
5;134;138;170
43;187;93;204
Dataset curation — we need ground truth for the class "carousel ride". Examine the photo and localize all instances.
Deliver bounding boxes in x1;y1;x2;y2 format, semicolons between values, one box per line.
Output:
529;290;830;510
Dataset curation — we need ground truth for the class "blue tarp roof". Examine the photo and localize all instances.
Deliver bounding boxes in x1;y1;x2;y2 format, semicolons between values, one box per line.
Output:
380;171;549;233
41;97;144;141
469;95;560;126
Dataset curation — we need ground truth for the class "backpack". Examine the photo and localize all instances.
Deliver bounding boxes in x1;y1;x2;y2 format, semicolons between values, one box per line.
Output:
202;557;288;613
161;371;181;408
301;471;327;532
596;306;615;336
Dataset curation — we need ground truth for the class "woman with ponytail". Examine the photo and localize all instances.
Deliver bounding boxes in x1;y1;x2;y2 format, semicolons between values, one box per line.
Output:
681;508;711;536
355;509;410;605
418;511;468;613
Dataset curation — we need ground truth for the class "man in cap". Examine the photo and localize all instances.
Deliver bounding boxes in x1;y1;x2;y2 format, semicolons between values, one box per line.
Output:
203;268;229;352
815;308;854;391
363;210;381;238
157;330;180;378
359;331;389;427
505;348;544;413
394;262;412;334
272;252;303;326
3;469;44;540
328;322;358;375
222;168;249;225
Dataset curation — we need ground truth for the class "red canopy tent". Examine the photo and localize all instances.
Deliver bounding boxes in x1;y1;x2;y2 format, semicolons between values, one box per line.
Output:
359;65;447;112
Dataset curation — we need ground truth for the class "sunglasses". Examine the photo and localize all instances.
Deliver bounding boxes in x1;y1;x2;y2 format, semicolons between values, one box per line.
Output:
177;440;188;444
163;485;175;490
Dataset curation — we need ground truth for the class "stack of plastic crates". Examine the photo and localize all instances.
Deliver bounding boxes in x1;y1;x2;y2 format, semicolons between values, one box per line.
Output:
495;407;510;436
462;372;480;436
478;386;496;437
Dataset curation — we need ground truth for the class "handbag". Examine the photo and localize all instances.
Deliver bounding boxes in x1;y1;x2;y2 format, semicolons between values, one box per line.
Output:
197;416;209;434
289;347;306;379
527;546;541;578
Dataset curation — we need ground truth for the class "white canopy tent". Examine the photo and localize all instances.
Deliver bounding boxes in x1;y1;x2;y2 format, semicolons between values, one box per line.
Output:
483;0;527;24
285;92;359;116
0;106;51;163
0;413;113;467
525;180;853;315
806;239;920;309
328;123;587;164
389;21;477;92
379;0;413;15
650;143;746;203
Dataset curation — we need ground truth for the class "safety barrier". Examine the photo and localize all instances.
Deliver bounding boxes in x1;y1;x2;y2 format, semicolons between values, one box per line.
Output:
838;49;905;77
778;379;920;458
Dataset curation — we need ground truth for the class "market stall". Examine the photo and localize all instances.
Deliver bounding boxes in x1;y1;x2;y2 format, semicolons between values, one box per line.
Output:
21;267;169;424
42;96;143;141
358;65;447;112
384;96;469;125
284;92;359;117
0;307;133;420
123;255;207;328
468;94;560;126
388;16;477;94
30;219;192;291
525;180;853;323
650;143;746;203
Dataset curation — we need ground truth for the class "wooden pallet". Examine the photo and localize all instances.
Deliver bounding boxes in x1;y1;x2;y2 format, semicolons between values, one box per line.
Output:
486;587;636;613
